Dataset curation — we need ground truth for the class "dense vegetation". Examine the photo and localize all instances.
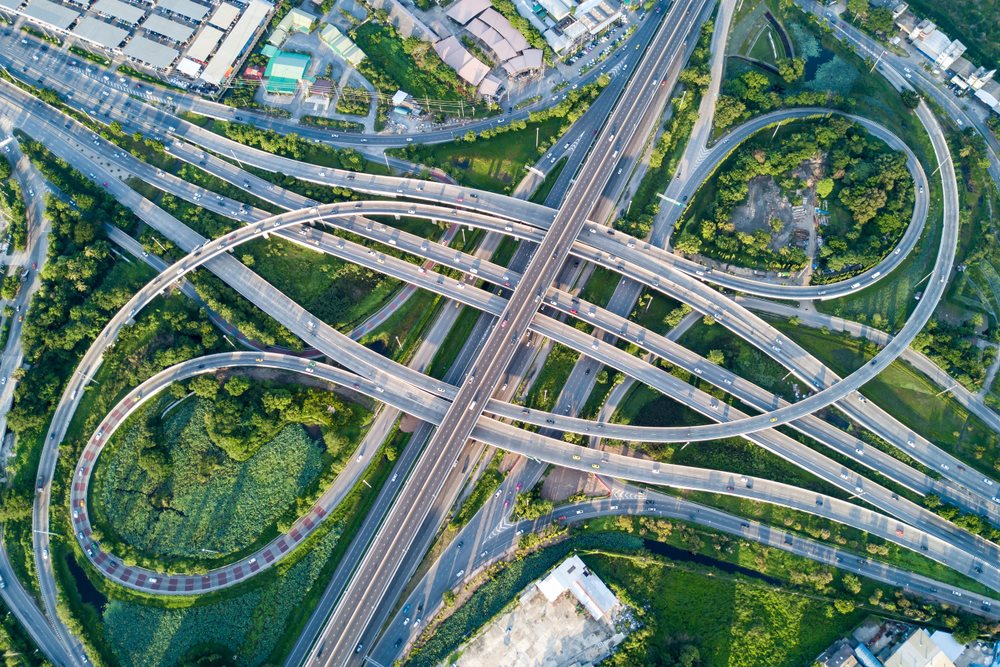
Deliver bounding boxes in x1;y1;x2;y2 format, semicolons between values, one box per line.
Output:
4;137;142;478
0;158;27;251
614;19;714;240
91;378;366;567
0;599;45;667
675;117;913;276
391;77;609;192
352;16;471;102
409;521;995;666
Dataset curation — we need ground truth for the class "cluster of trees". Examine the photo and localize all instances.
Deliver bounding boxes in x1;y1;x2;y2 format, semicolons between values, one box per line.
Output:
216;122;367;171
511;488;554;520
846;0;900;37
923;494;1000;542
5;191;126;439
715;68;834;132
352;17;471;102
613;20;715;240
910;318;995;391
334;88;372;116
0;162;27;251
182;373;360;461
675;117;913;276
394;76;609;190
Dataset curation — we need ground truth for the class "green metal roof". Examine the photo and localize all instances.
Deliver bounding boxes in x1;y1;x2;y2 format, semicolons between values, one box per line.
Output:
263;50;311;82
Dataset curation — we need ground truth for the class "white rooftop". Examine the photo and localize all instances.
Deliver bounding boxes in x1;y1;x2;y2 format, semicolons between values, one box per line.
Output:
22;0;81;29
185;24;222;60
72;15;129;47
123;32;179;67
207;1;238;28
0;0;24;11
535;555;619;622
200;0;271;85
143;12;194;41
91;0;145;23
884;629;956;667
155;0;205;21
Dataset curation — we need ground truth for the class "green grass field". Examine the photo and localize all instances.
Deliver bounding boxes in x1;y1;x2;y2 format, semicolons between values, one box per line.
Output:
587;551;863;667
395;116;565;193
242;236;401;331
776;323;1000;477
524;343;579;411
91;399;332;563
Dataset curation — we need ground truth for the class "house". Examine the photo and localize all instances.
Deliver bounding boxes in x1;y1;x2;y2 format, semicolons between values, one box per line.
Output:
883;629;957;667
263;49;311;94
535;555;620;622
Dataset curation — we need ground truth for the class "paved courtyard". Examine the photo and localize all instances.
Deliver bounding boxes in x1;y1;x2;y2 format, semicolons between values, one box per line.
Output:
453;587;623;667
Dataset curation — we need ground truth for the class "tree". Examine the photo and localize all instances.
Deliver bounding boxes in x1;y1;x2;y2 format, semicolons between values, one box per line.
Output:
846;0;868;20
673;235;702;254
442;589;457;607
706;349;725;365
225;375;250;397
714;96;747;131
900;89;921;109
189;375;219;401
776;57;805;83
842;573;863;594
815;177;834;199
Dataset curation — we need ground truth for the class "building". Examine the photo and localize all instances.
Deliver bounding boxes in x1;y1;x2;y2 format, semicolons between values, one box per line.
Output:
91;0;145;25
267;6;314;46
319;24;365;66
185;24;223;62
446;0;542;79
883;629;957;667
262;49;311;94
535;555;620;622
199;0;272;87
537;0;623;54
154;0;208;23
433;34;491;86
912;30;965;70
124;33;180;69
143;14;196;43
21;0;81;32
72;15;129;49
207;1;238;30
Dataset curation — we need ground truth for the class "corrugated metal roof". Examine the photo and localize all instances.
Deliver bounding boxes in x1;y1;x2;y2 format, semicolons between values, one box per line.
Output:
207;0;237;28
123;33;179;67
22;0;80;29
72;15;129;46
143;12;194;41
154;0;205;21
91;0;145;23
185;24;221;60
200;0;271;85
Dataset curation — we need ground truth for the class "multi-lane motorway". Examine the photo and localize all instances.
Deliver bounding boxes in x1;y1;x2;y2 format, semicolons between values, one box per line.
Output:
1;0;998;663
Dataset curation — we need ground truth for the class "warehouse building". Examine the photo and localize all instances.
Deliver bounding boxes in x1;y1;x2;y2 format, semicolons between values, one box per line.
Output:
143;13;195;42
262;49;310;94
21;0;80;31
267;5;314;46
199;0;272;86
207;0;238;29
185;24;223;61
155;0;207;22
535;555;620;623
124;33;179;68
318;24;365;66
91;0;144;25
72;15;129;48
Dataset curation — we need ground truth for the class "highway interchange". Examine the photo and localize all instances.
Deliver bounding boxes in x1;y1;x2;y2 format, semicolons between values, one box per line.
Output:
1;0;1000;664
